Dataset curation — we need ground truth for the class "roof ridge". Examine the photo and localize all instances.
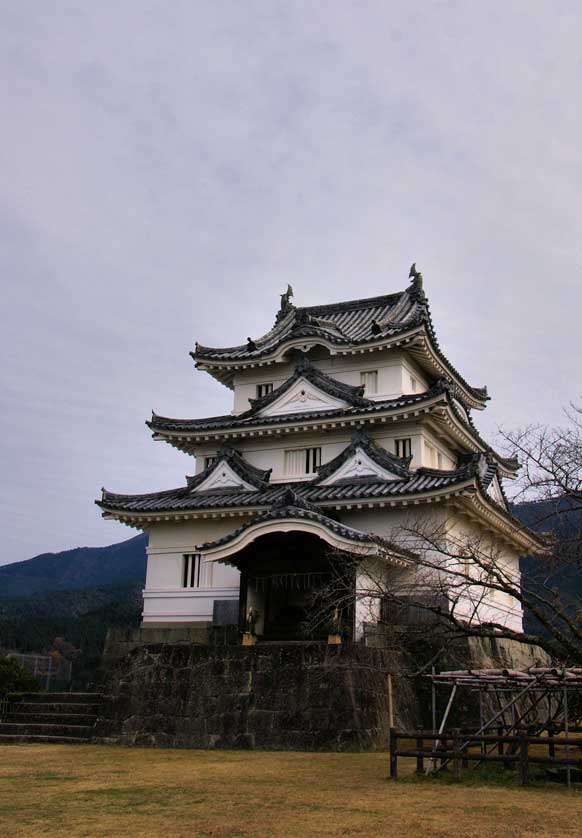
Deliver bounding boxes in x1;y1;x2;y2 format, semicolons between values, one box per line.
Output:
296;291;405;315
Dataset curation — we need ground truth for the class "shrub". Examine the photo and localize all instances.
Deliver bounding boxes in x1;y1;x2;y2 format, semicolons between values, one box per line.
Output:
0;656;40;696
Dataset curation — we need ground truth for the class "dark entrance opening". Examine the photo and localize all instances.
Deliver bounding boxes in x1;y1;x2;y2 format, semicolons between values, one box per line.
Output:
232;531;353;641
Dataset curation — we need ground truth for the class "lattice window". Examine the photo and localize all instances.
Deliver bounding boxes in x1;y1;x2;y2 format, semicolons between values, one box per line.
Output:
284;447;321;476
182;554;203;588
256;383;273;398
204;456;217;470
360;370;378;395
395;438;412;459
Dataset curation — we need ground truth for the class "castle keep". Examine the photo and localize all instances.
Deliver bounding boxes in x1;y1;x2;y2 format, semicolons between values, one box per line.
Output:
97;270;542;643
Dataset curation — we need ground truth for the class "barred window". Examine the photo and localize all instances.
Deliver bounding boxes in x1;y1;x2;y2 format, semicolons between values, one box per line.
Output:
256;383;273;398
284;447;321;476
182;554;203;588
204;456;217;470
360;370;378;395
395;438;412;459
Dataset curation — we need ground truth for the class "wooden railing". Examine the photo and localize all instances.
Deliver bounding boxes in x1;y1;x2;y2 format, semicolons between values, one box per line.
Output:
389;727;582;786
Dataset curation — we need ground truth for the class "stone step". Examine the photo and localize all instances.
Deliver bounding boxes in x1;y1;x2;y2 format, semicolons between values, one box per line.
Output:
0;722;94;738
5;712;97;726
0;734;92;745
9;702;101;715
9;692;101;704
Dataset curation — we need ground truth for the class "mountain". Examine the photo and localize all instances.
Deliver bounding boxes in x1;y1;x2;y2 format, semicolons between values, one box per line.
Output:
513;498;582;636
0;535;148;686
0;533;147;598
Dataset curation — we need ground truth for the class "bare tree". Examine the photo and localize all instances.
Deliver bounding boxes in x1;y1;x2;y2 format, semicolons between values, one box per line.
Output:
310;406;582;664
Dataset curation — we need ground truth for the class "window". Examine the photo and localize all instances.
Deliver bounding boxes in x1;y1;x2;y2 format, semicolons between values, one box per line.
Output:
395;438;412;459
410;376;417;392
284;447;322;476
437;451;443;469
182;554;203;588
360;370;378;395
204;456;217;470
256;382;273;398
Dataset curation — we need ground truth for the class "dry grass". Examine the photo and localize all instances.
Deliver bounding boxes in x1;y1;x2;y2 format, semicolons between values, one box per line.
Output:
0;745;581;838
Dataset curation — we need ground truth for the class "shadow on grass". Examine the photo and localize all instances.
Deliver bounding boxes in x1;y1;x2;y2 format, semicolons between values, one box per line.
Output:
399;763;581;790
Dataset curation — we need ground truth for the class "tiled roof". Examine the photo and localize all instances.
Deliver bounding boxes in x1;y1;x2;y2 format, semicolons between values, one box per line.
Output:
97;453;542;549
315;429;411;483
194;291;412;362
247;356;370;412
147;379;517;477
98;461;478;515
196;490;414;559
148;381;446;434
185;447;271;492
191;279;489;407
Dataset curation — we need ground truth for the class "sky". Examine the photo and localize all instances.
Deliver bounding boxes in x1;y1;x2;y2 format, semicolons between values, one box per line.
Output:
2;1;581;565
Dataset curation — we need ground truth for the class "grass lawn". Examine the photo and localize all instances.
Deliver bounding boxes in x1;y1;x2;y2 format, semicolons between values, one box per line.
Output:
0;745;581;838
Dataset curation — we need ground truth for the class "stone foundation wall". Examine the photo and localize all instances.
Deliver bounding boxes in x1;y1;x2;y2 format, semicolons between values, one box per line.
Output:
102;625;211;667
96;635;551;751
95;643;414;751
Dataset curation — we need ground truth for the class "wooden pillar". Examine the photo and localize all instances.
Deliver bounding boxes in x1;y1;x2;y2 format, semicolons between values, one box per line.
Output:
452;729;462;782
548;723;555;760
416;736;424;774
387;673;394;729
497;724;504;757
518;731;529;786
389;727;398;779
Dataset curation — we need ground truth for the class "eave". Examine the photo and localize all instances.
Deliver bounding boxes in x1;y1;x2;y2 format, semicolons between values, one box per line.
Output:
98;477;479;530
148;388;514;478
193;323;488;411
451;489;547;553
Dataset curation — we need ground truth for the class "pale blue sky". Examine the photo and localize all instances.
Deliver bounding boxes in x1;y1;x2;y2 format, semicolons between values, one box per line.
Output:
2;1;581;564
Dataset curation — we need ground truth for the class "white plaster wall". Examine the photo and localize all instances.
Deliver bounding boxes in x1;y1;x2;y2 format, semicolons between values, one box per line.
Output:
231;348;431;414
419;427;457;470
338;505;523;632
144;519;241;625
193;421;443;480
444;511;524;632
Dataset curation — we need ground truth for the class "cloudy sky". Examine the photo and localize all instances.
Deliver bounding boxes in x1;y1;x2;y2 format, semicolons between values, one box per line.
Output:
2;1;581;565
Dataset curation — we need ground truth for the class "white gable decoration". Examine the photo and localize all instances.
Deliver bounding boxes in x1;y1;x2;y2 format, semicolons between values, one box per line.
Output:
318;447;405;486
258;377;349;417
193;462;256;493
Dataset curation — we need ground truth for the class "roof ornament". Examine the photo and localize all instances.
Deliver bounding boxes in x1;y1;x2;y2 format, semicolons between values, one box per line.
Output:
275;284;295;324
370;318;382;335
409;262;423;289
296;353;313;373
272;488;321;514
246;337;257;352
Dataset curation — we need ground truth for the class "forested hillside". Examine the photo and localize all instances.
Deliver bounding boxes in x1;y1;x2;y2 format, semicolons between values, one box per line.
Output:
0;533;147;597
0;535;146;686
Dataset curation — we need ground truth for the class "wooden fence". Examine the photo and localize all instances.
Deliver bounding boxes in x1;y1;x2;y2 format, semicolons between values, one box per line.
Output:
389;727;582;786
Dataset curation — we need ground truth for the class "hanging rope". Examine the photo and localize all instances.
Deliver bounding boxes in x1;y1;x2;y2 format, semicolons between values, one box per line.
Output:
249;572;331;591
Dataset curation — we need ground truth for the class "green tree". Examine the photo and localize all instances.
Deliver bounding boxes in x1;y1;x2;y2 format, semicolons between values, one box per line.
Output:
0;655;39;696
